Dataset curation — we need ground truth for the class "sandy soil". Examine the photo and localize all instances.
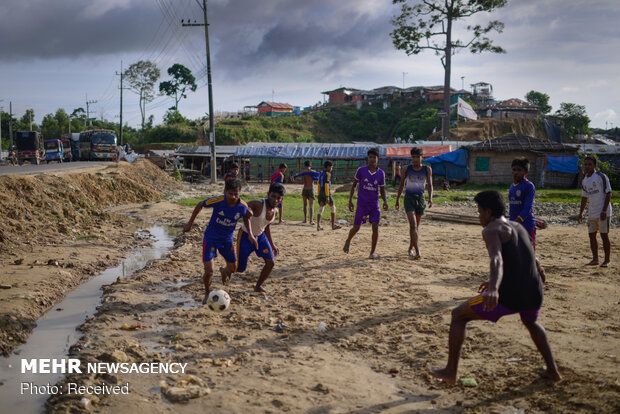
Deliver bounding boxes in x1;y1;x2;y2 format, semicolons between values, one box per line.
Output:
43;183;620;413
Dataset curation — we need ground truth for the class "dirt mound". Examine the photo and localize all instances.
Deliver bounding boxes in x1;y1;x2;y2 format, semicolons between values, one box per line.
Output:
428;118;550;141
0;159;179;247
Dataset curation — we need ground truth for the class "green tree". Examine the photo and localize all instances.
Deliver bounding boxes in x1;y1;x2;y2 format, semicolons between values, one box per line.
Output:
124;60;160;129
41;113;60;138
391;0;507;139
525;90;551;114
163;109;189;125
20;108;36;130
159;64;197;111
555;102;590;136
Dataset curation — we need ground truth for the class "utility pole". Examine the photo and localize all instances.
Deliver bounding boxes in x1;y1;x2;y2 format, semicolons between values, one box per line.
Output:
461;76;465;90
402;72;407;90
0;101;3;152
116;61;128;146
85;95;97;128
9;102;13;149
182;0;216;183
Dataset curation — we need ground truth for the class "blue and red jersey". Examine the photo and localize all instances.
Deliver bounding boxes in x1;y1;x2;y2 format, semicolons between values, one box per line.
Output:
271;170;285;184
202;195;248;242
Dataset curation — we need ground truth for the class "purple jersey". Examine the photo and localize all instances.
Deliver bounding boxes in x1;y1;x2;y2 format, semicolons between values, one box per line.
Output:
355;166;385;204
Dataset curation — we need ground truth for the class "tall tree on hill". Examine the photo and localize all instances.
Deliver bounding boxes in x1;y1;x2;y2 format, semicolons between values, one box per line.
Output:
159;64;197;111
525;90;552;114
556;102;590;136
391;0;507;140
124;60;160;129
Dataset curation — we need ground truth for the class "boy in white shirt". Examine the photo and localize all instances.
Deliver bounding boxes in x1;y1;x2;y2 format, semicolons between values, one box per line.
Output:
578;156;612;267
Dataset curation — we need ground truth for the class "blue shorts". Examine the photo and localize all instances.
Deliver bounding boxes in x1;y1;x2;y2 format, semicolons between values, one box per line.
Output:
236;230;274;272
468;294;539;323
203;240;236;263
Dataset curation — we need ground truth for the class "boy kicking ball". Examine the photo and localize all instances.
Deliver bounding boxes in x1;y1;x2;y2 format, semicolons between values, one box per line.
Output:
183;178;257;304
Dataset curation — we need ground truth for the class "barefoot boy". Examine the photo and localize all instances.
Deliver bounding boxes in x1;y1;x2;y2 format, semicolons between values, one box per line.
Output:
316;161;341;231
430;190;561;384
343;148;388;259
395;147;433;259
183;178;257;304
271;163;287;224
578;155;612;267
294;160;319;224
235;183;285;293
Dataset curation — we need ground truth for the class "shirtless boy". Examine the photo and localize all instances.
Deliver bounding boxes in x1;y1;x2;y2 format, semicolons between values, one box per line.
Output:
294;160;319;224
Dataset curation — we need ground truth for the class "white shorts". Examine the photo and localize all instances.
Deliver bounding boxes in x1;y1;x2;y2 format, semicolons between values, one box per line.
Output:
587;218;610;234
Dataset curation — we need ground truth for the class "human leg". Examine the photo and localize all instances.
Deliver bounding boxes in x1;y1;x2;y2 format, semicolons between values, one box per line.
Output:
343;225;360;253
202;260;215;304
587;231;599;265
255;258;275;293
430;302;481;384
317;201;325;230
601;232;611;266
370;222;379;258
330;202;340;229
309;197;315;224
406;211;418;257
521;317;562;381
302;195;308;223
218;242;237;285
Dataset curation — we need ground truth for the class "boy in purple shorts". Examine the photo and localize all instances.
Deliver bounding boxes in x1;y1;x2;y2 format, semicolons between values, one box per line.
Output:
183;178;257;304
430;190;561;385
343;148;389;259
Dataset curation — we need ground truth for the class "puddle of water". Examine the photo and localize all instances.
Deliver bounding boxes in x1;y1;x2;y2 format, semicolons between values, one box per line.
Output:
0;225;177;414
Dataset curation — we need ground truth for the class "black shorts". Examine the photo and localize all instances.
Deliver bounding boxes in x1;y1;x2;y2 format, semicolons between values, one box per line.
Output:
318;194;333;205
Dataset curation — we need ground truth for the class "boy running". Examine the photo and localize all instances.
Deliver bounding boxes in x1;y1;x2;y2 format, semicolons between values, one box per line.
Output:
395;147;433;259
343;148;388;259
183;178;257;304
294;160;320;224
431;190;561;384
235;183;285;293
578;156;612;267
271;163;287;224
317;161;341;231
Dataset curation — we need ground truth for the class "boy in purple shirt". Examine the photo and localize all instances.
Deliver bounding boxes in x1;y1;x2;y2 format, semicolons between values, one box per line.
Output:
343;148;389;259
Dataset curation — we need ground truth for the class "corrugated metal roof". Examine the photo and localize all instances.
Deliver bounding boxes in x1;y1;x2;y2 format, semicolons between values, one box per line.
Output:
175;145;238;156
465;134;577;153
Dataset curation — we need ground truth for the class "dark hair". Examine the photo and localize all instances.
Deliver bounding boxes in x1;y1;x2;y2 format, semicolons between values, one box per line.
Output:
367;148;380;157
279;163;288;169
511;157;530;171
324;160;333;168
268;182;286;196
584;155;597;166
474;190;505;218
230;162;239;169
224;178;242;192
304;160;310;167
410;147;422;156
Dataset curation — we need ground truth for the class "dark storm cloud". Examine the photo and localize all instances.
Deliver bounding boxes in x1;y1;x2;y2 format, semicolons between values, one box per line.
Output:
1;0;398;75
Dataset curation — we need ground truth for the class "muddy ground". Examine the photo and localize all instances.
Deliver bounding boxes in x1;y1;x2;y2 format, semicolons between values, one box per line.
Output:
0;167;618;413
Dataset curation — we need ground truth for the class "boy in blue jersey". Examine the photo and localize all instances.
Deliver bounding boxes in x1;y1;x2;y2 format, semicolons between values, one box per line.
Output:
294;160;320;224
316;161;341;231
508;157;546;281
183;178;257;304
395;147;433;259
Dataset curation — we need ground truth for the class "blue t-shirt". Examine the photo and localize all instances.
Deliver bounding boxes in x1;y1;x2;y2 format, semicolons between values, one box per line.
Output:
508;178;535;232
404;165;428;195
318;170;331;196
202;195;248;242
294;170;320;180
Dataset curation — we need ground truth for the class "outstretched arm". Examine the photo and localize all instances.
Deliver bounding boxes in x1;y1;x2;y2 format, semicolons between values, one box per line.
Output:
183;201;204;232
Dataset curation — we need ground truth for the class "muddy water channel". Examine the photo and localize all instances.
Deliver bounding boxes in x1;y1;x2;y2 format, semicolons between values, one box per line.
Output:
0;225;177;414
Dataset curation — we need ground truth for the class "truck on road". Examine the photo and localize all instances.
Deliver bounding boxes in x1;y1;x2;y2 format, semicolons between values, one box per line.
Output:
16;131;44;165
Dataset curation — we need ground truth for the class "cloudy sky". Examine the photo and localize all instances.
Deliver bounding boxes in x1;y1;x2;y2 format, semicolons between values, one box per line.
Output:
1;0;618;129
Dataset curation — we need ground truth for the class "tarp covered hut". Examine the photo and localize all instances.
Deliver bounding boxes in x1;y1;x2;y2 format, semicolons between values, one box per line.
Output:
465;134;579;187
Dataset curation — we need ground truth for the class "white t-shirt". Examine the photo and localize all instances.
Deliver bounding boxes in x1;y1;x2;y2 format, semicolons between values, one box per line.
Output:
582;171;612;219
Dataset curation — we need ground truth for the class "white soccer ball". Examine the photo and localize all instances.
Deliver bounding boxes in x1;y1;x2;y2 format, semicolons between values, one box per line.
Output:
206;289;230;312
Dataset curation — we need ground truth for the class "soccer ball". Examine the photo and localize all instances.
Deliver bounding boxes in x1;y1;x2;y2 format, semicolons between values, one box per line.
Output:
206;289;230;312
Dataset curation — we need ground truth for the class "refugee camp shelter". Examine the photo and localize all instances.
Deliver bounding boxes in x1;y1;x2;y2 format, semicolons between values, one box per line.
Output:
175;145;238;178
465;134;579;187
424;149;469;181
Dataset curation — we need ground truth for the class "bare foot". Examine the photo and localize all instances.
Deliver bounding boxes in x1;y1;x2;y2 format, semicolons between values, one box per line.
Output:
302;220;307;224
600;261;610;268
540;369;562;382
254;285;267;293
202;293;209;305
369;253;381;260
317;225;323;231
220;266;230;285
343;239;351;253
309;221;315;225
586;259;599;266
429;368;457;385
408;249;415;258
332;225;341;230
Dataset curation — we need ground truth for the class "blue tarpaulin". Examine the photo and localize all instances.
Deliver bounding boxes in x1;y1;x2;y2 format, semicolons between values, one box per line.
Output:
424;149;469;180
545;155;578;173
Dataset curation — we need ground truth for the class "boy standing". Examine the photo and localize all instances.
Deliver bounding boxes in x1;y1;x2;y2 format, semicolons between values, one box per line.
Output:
395;147;433;259
183;178;257;304
294;160;319;224
224;162;240;182
270;163;287;224
343;148;388;259
235;183;285;293
578;156;612;267
431;190;561;384
317;161;341;231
